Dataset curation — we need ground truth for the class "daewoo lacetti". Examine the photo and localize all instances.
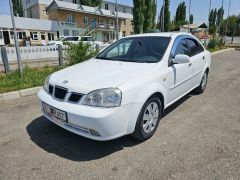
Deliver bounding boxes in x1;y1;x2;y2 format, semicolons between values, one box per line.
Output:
38;33;211;141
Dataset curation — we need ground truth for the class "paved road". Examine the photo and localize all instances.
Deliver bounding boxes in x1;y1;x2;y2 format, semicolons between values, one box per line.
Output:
1;50;240;180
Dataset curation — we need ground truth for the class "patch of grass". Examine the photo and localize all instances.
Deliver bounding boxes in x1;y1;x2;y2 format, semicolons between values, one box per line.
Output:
0;66;63;94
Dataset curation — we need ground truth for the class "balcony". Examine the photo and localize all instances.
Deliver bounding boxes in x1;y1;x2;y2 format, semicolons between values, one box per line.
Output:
94;23;117;31
58;21;77;27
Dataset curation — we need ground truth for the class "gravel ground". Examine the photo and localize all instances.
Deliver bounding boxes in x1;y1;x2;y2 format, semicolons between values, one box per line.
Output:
0;50;240;180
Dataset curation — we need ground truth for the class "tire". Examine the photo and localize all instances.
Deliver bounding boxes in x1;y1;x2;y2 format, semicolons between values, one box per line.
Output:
132;96;162;141
194;70;208;94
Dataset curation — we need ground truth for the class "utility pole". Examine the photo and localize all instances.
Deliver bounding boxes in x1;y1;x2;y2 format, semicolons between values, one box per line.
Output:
116;0;119;40
208;0;212;30
9;0;23;76
224;0;231;43
188;0;192;33
162;0;165;32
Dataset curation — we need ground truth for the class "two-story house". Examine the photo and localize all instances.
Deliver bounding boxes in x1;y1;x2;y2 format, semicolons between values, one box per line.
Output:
21;0;134;42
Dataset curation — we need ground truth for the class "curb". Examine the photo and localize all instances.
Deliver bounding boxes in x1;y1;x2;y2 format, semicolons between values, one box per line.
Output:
0;48;237;102
0;86;42;102
210;48;235;55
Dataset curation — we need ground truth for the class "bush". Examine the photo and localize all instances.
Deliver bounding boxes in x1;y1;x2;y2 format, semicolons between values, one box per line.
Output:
64;41;98;66
208;38;225;49
208;39;218;49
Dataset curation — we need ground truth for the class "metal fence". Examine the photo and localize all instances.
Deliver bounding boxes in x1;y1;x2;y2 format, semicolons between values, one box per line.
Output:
0;44;110;72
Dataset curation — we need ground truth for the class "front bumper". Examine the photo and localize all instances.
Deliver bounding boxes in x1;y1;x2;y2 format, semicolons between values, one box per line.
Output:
37;89;141;141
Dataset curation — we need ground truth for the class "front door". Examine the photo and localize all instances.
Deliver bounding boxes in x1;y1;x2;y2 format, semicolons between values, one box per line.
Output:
167;37;194;104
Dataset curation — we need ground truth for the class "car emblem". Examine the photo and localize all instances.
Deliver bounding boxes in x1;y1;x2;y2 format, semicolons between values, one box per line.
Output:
62;80;68;84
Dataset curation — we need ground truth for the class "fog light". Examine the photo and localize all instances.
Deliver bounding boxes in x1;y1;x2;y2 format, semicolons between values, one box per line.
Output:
89;129;101;136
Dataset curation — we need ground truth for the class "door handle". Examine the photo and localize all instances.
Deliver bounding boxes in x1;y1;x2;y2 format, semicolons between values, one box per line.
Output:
202;56;205;60
188;63;192;67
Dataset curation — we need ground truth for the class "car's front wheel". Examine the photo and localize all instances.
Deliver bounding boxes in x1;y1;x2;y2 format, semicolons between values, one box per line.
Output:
132;96;162;141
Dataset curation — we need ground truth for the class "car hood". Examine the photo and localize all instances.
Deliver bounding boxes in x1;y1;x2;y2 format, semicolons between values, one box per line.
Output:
50;59;155;94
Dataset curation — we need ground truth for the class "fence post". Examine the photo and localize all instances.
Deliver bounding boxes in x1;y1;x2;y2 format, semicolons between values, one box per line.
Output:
58;45;63;66
1;47;10;73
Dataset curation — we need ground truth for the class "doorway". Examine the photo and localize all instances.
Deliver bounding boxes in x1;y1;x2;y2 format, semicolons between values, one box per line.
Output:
3;31;10;45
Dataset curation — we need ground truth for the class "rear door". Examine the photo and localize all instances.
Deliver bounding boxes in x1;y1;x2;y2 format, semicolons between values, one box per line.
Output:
185;38;206;87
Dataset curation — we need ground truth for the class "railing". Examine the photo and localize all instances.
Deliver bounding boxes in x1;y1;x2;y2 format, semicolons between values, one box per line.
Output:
95;23;117;31
58;21;77;27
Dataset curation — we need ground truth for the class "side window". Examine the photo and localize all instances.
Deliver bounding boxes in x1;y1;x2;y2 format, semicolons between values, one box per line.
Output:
174;39;190;57
186;38;204;56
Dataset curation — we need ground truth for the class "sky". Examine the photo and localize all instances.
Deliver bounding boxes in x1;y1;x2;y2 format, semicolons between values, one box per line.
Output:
0;0;240;24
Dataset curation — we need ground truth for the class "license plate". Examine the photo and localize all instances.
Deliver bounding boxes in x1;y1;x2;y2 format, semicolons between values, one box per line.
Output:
42;102;67;122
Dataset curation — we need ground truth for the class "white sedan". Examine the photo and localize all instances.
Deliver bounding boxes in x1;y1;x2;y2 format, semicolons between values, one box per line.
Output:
38;32;211;141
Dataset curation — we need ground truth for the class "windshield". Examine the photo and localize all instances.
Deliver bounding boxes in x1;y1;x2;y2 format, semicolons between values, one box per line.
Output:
63;37;79;41
82;37;94;41
96;36;171;63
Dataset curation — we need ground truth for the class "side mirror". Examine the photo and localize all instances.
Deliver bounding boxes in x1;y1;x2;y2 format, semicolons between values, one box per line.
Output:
172;54;190;64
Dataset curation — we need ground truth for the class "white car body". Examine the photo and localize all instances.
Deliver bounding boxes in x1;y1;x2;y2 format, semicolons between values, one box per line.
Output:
38;32;211;141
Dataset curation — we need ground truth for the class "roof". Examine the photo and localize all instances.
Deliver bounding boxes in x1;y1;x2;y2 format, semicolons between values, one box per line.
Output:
0;15;59;31
125;32;189;38
103;0;133;8
46;1;133;19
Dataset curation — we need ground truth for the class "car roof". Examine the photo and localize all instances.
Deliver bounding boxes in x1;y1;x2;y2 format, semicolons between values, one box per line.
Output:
125;32;189;38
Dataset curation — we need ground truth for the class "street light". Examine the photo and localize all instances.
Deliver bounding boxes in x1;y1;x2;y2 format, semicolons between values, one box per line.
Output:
9;0;23;76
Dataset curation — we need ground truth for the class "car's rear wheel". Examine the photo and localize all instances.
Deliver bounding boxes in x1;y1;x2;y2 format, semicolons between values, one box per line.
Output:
132;96;162;141
194;70;208;94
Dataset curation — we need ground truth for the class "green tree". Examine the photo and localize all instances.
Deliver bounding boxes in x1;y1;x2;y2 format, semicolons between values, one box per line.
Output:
221;15;238;37
151;0;157;29
80;0;102;7
175;2;186;26
208;8;217;35
133;0;146;34
12;0;23;17
143;0;153;32
216;7;224;27
158;0;171;32
190;14;193;24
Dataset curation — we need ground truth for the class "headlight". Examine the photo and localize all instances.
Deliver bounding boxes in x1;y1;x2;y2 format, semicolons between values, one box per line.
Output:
43;75;51;92
83;88;122;107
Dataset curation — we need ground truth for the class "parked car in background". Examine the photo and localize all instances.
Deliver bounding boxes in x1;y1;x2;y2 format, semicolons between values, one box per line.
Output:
38;32;211;141
47;36;103;47
47;36;67;46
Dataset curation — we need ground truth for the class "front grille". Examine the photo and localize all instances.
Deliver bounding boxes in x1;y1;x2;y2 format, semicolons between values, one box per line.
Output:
49;84;53;95
68;93;83;103
54;86;68;100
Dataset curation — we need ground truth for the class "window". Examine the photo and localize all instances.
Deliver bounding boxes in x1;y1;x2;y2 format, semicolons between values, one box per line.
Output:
30;32;38;40
0;31;2;39
67;14;74;23
81;36;94;41
123;7;126;13
18;32;26;39
47;33;55;41
185;38;204;56
105;4;108;10
174;39;190;57
97;37;171;63
63;29;69;36
73;0;77;4
115;6;117;11
72;30;79;36
84;16;88;25
41;33;45;40
131;20;133;26
10;31;14;39
122;31;126;37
